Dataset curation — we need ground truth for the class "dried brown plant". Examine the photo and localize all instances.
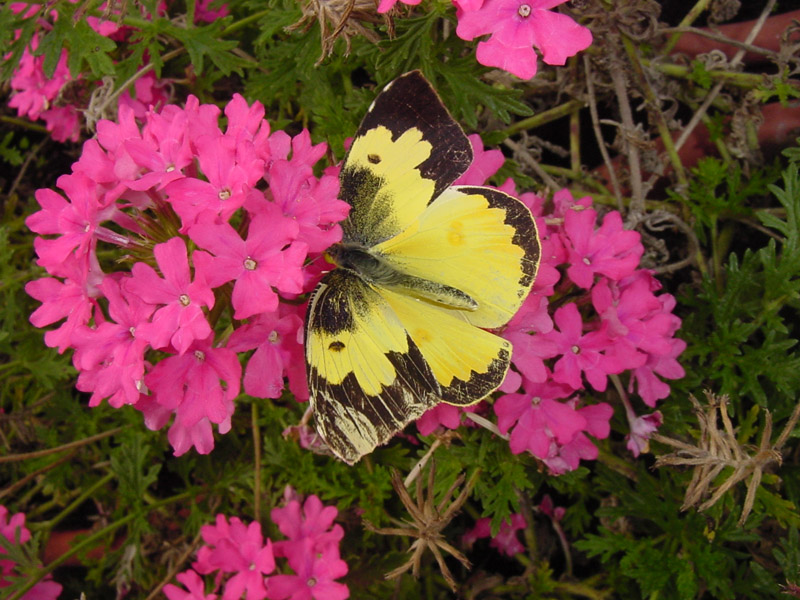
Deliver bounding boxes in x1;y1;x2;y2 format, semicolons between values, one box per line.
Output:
364;463;477;591
654;391;800;525
287;0;392;64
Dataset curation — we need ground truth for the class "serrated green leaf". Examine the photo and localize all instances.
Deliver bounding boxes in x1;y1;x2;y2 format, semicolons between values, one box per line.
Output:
167;21;244;76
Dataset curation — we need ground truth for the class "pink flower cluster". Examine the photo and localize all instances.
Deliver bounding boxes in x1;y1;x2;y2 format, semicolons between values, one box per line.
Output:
164;494;349;600
0;506;62;600
26;94;348;456
417;135;685;473
376;0;591;79
7;0;225;142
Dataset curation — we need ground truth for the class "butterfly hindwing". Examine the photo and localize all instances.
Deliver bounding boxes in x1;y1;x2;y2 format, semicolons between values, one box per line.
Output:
378;286;513;406
339;71;473;247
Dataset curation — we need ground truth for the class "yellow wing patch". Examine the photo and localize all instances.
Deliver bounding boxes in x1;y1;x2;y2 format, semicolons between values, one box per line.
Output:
374;186;540;328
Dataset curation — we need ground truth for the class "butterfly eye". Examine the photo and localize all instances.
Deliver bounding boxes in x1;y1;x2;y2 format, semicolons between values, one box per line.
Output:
367;154;382;164
328;341;346;352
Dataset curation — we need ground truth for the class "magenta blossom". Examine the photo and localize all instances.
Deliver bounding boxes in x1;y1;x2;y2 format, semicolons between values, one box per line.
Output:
164;570;218;600
494;379;612;473
125;237;214;355
626;410;663;457
562;208;644;289
227;308;308;400
190;205;307;320
462;513;527;556
455;0;592;79
143;336;241;456
541;302;626;392
194;515;275;600
72;277;154;408
267;540;349;600
415;402;485;436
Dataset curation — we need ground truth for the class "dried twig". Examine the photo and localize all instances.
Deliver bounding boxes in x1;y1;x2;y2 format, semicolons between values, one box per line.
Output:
364;463;478;591
654;391;800;525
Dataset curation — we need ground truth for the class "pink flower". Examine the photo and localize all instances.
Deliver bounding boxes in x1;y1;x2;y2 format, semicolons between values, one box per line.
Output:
271;495;343;552
224;94;272;163
26;254;102;353
144;337;241;456
125;237;214;355
26;172;116;270
258;131;348;254
626;410;663;457
453;134;506;185
121;107;194;192
462;514;526;556
541;302;625;392
227;309;307;400
502;293;558;384
376;0;420;13
266;540;349;600
118;71;170;119
166;135;264;228
195;515;275;600
562;208;643;289
495;380;612;473
0;506;63;600
41;105;81;142
195;0;230;22
72;277;154;408
630;337;686;407
164;570;218;600
415;402;484;436
8;35;71;121
190;206;307;320
455;0;592;79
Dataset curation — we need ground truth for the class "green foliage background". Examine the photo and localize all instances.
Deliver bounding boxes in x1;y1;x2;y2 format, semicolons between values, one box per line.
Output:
1;0;800;598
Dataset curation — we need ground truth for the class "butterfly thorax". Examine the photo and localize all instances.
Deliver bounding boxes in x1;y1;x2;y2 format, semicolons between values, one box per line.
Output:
326;242;478;311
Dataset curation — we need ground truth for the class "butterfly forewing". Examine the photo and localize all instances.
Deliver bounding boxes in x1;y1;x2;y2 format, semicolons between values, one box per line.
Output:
339;71;473;247
306;269;440;464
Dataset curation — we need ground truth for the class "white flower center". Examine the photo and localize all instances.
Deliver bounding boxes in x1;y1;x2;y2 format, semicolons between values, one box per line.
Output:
219;188;231;200
179;294;191;306
194;350;205;361
518;3;531;17
244;257;257;270
268;330;279;344
571;345;580;354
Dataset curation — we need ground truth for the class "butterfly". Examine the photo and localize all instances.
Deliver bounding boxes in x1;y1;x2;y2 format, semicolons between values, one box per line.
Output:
305;71;541;464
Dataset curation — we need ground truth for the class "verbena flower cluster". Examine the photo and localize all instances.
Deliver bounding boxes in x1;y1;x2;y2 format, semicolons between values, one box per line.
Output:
0;506;62;600
26;94;347;456
164;494;348;600
379;0;592;79
416;135;685;474
26;100;683;469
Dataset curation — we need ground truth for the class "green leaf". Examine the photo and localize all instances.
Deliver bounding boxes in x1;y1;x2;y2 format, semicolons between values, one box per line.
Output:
165;20;245;76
